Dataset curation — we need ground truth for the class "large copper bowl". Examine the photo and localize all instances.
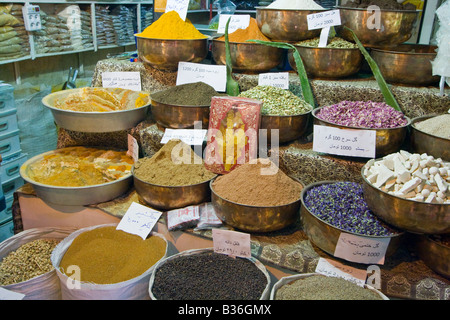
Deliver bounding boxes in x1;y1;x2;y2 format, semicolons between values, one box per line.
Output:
288;45;362;79
150;98;210;129
415;234;450;279
336;7;420;47
410;114;450;162
361;164;450;234
312;106;410;158
255;7;326;42
136;36;208;71
211;39;283;74
210;176;304;233
260;110;311;144
371;44;439;85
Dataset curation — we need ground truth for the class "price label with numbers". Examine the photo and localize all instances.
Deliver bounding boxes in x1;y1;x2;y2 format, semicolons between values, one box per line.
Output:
161;128;207;146
315;257;367;286
258;72;289;89
117;202;162;240
307;9;341;30
177;62;227;92
101;72;142;91
334;233;390;265
212;229;251;258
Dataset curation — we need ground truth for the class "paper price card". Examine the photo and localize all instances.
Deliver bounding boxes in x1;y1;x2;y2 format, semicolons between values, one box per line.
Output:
307;9;341;30
258;72;289;89
313;124;376;158
165;0;190;21
217;14;251;34
177;62;227;92
315;257;367;287
101;72;142;91
117;202;162;240
212;229;251;258
161;128;207;146
334;233;390;265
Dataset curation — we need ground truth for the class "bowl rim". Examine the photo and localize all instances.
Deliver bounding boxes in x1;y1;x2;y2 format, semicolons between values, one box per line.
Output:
425;234;450;251
335;6;422;13
292;43;360;51
300;180;404;238
150;97;211;108
255;6;328;12
361;160;450;207
20;147;134;190
211;37;282;46
261;108;313;118
135;35;210;41
410;114;450;142
370;44;438;55
312;105;411;130
210;174;304;208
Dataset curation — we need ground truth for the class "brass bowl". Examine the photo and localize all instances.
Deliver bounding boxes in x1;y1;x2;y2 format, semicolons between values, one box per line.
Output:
312;106;410;158
336;7;420;47
133;168;216;211
410;115;450;161
211;38;283;73
151;98;210;129
255;7;326;42
136;36;208;71
415;234;450;279
300;181;404;261
210;176;304;233
361;165;450;234
260;111;311;144
288;45;362;79
371;45;439;85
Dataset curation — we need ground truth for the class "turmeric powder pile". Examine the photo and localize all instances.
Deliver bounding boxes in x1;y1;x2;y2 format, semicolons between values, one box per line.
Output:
217;18;270;43
136;10;207;40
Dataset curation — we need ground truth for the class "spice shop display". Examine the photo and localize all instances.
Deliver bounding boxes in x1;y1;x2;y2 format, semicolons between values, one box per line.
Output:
149;248;270;300
361;151;450;234
204;96;261;174
133;139;217;210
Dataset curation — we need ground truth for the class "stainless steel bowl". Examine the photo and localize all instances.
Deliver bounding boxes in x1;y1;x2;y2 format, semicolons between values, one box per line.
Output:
288;45;362;79
336;7;420;47
136;36;208;71
210;176;304;233
361;165;450;234
312;107;410;158
150;98;210;129
20;149;133;206
211;38;283;74
371;45;439;85
256;7;326;42
42;88;150;133
415;234;450;279
133;169;216;211
260;111;311;144
300;181;404;260
410;115;449;162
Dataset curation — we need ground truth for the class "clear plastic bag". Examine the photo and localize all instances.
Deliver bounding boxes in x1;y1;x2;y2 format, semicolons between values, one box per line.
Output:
208;0;236;30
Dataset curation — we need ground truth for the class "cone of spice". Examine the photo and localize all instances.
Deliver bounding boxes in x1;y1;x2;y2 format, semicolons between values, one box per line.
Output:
216;18;270;43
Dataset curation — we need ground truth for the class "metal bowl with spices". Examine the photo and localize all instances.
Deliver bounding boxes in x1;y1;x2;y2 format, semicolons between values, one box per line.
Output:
260;111;311;144
414;234;450;279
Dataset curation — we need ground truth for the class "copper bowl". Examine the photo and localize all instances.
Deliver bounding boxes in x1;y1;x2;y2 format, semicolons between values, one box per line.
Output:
288;45;362;79
136;36;208;71
255;7;326;42
415;234;450;279
312;106;410;158
371;44;439;85
410;114;450;162
260;110;311;144
210;176;304;233
211;38;283;74
336;7;420;47
150;98;210;129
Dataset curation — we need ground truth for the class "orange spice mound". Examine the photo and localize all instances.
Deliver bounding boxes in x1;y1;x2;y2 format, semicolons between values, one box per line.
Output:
217;18;270;43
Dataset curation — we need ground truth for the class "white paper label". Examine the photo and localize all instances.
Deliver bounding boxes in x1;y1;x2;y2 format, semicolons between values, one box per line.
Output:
307;9;341;30
334;233;390;265
258;72;289;89
117;202;162;240
127;134;139;163
101;72;142;91
212;229;251;258
313;125;376;158
318;26;331;48
22;4;42;31
177;62;227;92
0;287;25;300
165;0;190;21
315;257;367;287
217;14;251;34
161;129;207;145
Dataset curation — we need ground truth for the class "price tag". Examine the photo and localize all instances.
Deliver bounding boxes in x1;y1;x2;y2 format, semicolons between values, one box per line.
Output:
177;62;227;92
0;287;25;300
22;4;42;31
258;72;289;89
217;14;251;34
307;9;341;30
313;125;376;158
127;134;139;163
315;257;367;287
165;0;190;21
101;72;142;91
117;202;162;240
161;128;207;145
212;229;251;258
334;233;391;265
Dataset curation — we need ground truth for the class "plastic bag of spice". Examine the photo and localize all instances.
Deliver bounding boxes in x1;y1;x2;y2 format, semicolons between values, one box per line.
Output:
0;227;77;300
204;96;261;174
166;205;200;231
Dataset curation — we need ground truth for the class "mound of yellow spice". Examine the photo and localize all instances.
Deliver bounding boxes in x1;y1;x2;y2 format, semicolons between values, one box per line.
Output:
59;226;166;284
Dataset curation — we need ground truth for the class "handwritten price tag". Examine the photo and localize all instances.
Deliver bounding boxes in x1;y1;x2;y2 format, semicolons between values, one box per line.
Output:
334;233;391;265
217;14;251;34
315;257;367;287
101;72;142;91
117;202;162;240
177;62;227;92
313;125;376;158
161;128;207;145
212;229;251;258
258;72;289;89
307;9;341;30
165;0;190;21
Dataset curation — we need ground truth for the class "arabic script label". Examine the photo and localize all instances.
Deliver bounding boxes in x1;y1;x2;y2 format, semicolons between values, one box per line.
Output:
334;232;390;265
